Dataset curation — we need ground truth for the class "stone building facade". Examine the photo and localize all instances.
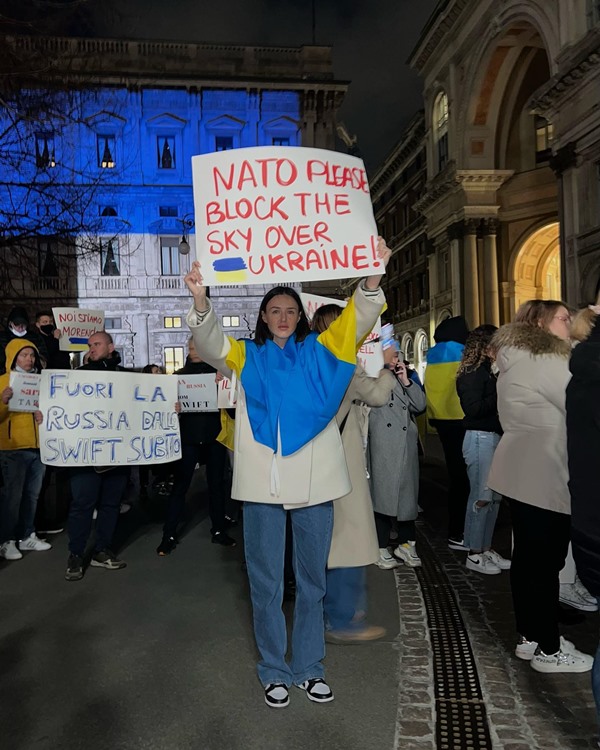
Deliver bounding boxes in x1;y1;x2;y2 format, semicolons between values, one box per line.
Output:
405;0;600;333
360;113;430;381
0;34;347;369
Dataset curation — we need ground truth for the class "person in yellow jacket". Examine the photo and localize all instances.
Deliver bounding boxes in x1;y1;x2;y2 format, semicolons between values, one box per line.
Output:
423;315;470;550
0;338;51;560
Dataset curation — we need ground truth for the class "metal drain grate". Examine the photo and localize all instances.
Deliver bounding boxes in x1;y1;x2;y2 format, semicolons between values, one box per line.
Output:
416;533;494;750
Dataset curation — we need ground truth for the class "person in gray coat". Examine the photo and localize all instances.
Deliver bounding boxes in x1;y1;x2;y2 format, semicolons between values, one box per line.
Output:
368;350;426;568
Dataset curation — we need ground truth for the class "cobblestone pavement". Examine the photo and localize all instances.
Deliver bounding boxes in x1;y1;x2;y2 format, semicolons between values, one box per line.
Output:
408;453;600;750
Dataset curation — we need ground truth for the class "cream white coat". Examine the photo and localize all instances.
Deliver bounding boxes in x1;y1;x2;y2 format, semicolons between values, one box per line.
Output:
186;283;385;509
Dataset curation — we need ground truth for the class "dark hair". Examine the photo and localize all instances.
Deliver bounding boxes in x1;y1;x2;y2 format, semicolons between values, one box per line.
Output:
457;324;498;376
311;303;343;334
142;364;163;374
254;286;311;346
35;311;53;321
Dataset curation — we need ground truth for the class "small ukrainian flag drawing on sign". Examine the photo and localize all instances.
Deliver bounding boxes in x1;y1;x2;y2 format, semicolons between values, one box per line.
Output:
213;257;248;283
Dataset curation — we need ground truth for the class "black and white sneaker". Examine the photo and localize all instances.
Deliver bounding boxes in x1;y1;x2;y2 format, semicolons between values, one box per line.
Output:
264;683;289;708
65;554;84;581
297;678;334;703
90;550;127;570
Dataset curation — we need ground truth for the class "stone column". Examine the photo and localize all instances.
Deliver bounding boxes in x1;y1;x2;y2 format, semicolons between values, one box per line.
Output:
482;218;500;326
447;222;463;314
550;142;577;304
463;219;480;328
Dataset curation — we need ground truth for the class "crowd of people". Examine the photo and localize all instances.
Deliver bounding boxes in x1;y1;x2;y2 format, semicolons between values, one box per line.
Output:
0;253;599;730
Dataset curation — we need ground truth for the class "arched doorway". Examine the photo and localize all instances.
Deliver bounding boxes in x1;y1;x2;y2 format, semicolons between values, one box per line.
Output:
510;222;560;315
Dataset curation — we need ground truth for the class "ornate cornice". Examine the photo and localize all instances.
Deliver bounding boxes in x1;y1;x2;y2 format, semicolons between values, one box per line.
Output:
415;165;514;214
370;113;426;196
530;28;600;115
408;0;471;72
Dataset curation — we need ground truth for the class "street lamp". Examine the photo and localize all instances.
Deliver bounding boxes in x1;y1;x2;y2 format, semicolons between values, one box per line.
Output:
178;213;194;255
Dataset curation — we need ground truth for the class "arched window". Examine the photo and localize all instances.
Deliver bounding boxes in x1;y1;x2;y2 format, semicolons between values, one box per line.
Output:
401;334;414;363
433;92;449;172
415;330;429;383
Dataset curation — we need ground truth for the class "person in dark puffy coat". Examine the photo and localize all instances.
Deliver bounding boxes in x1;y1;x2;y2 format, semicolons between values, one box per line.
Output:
567;303;600;729
156;336;233;556
456;325;510;576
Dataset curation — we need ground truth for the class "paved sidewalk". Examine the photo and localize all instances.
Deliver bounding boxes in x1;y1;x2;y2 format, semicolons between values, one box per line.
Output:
416;449;599;750
0;457;598;750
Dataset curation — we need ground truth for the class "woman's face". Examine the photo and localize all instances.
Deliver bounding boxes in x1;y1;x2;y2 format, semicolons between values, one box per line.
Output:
547;306;571;341
16;347;36;372
261;294;301;347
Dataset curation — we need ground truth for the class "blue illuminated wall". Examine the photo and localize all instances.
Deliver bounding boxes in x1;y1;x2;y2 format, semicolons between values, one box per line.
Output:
0;85;302;368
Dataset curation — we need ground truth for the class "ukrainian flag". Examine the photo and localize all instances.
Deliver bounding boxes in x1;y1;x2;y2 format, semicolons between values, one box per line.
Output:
424;341;465;422
223;296;365;456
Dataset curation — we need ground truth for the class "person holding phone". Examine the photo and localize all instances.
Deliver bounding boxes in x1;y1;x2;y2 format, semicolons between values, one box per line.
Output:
368;347;426;568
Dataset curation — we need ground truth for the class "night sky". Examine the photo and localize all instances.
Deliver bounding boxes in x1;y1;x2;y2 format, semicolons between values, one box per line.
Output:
81;0;440;172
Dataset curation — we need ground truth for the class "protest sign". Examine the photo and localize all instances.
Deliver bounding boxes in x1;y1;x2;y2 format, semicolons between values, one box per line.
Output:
53;307;105;352
177;374;218;412
217;376;237;409
300;292;384;377
8;371;41;412
191;146;380;286
38;371;181;467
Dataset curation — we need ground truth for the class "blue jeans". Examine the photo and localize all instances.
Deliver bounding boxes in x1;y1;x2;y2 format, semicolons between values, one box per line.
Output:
594;598;600;734
462;430;501;551
68;467;129;556
0;449;46;543
243;501;333;687
324;567;366;631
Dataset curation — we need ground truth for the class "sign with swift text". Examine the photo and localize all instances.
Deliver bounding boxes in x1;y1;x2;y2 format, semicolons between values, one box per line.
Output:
300;292;384;377
191;146;380;286
53;307;105;352
177;374;218;412
8;371;41;412
38;371;181;466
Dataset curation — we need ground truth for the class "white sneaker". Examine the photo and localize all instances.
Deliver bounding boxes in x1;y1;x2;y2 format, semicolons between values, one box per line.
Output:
484;549;511;570
559;581;598;612
448;537;468;551
530;641;593;673
573;576;598;610
515;635;538;661
394;541;422;567
18;533;52;551
466;553;500;575
375;548;400;570
0;540;23;560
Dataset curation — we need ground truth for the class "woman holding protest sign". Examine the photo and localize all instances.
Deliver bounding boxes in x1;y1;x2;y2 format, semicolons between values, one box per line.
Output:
0;338;50;560
184;237;390;709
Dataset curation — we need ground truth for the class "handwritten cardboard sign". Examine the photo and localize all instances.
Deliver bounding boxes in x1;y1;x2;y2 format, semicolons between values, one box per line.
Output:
8;371;41;412
53;307;105;352
300;292;384;377
191;146;380;286
38;371;181;467
177;374;218;412
217;376;237;409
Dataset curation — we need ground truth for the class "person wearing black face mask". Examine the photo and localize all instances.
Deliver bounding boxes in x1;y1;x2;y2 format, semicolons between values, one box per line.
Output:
35;311;71;370
0;307;47;375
